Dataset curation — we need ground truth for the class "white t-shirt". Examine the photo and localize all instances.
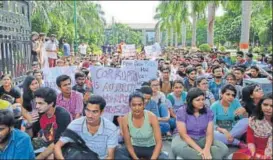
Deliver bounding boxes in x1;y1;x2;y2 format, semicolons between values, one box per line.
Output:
45;41;58;59
78;44;87;55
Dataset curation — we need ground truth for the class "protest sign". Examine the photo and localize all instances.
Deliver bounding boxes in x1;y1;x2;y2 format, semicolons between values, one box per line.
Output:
144;43;162;59
121;44;136;57
90;66;139;115
121;60;158;86
42;66;77;91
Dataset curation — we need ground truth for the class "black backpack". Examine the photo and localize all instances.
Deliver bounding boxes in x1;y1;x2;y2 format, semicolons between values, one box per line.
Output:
61;129;99;159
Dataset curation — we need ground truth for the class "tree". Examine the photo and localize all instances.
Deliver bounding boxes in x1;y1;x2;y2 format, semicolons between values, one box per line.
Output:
239;1;252;51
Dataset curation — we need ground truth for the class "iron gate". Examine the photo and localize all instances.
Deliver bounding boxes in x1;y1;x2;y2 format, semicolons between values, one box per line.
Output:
0;1;31;85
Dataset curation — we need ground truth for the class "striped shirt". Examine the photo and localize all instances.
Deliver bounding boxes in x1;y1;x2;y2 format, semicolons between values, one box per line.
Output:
60;117;118;159
56;90;83;119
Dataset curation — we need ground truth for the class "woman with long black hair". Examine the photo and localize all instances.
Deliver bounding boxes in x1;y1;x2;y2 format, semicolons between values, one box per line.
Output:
22;76;40;136
242;84;264;117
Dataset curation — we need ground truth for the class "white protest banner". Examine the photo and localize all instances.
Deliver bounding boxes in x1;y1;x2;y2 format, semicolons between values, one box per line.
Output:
90;66;139;115
121;60;158;86
42;66;77;90
121;44;136;57
144;42;162;59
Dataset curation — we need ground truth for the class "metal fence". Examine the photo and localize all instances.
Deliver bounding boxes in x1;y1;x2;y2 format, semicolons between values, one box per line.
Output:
0;1;31;85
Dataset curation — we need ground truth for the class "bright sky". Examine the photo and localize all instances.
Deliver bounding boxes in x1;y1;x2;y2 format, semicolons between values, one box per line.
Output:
96;1;225;24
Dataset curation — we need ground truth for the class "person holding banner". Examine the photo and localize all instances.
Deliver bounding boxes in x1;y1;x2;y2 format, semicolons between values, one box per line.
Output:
115;92;168;159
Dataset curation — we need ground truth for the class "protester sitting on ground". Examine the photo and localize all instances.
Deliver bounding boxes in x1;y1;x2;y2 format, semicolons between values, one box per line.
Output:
31;87;71;159
171;88;229;159
244;53;257;68
209;65;226;100
55;95;119;159
115;92;168;159
236;51;246;66
0;109;35;159
247;66;267;78
242;84;264;117
167;80;187;132
230;93;272;159
196;77;215;108
159;67;173;95
0;74;32;125
175;63;187;80
137;85;171;139
233;66;248;86
224;73;243;100
0;74;22;104
56;75;83;119
22;76;41;136
33;70;44;87
183;67;197;91
211;84;248;148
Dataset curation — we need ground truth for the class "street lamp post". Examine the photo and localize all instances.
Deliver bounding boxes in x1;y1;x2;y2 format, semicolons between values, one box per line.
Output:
73;0;77;54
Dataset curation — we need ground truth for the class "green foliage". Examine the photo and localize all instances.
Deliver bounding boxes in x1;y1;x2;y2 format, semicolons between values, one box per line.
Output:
105;23;142;47
199;43;211;52
196;19;207;46
219;46;226;52
30;1;105;52
252;47;261;53
268;46;272;53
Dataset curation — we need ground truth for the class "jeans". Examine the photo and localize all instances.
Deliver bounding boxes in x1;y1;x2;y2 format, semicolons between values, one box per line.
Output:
169;117;176;131
214;118;248;145
115;145;168;159
171;135;229;159
160;122;171;134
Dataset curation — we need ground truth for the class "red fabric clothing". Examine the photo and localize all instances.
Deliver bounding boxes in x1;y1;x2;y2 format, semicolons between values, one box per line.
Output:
246;126;269;155
235;126;269;158
39;114;58;142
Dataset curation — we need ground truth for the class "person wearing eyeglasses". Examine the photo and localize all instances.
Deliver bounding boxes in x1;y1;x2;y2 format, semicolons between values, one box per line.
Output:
196;77;215;108
55;95;119;159
210;84;248;149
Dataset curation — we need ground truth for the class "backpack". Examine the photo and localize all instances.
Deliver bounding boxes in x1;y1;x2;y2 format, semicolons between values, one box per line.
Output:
167;92;187;106
159;80;174;91
61;129;99;160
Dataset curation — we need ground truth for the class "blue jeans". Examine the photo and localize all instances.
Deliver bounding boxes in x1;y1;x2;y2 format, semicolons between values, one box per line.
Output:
169;117;176;131
160;122;170;134
214;118;248;145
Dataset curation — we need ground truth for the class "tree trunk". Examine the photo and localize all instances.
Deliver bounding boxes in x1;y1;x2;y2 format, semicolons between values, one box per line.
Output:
181;21;187;48
207;2;216;47
240;1;252;51
191;12;197;48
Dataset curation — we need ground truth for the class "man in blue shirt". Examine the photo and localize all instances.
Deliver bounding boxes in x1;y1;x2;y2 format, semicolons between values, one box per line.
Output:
54;95;119;159
209;65;226;100
0;109;35;159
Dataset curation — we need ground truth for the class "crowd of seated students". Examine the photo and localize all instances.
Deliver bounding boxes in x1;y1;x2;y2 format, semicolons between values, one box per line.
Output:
0;50;272;159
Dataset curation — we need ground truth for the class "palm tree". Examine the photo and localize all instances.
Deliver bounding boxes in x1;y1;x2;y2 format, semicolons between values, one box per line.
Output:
207;1;219;47
239;1;252;51
190;1;207;48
